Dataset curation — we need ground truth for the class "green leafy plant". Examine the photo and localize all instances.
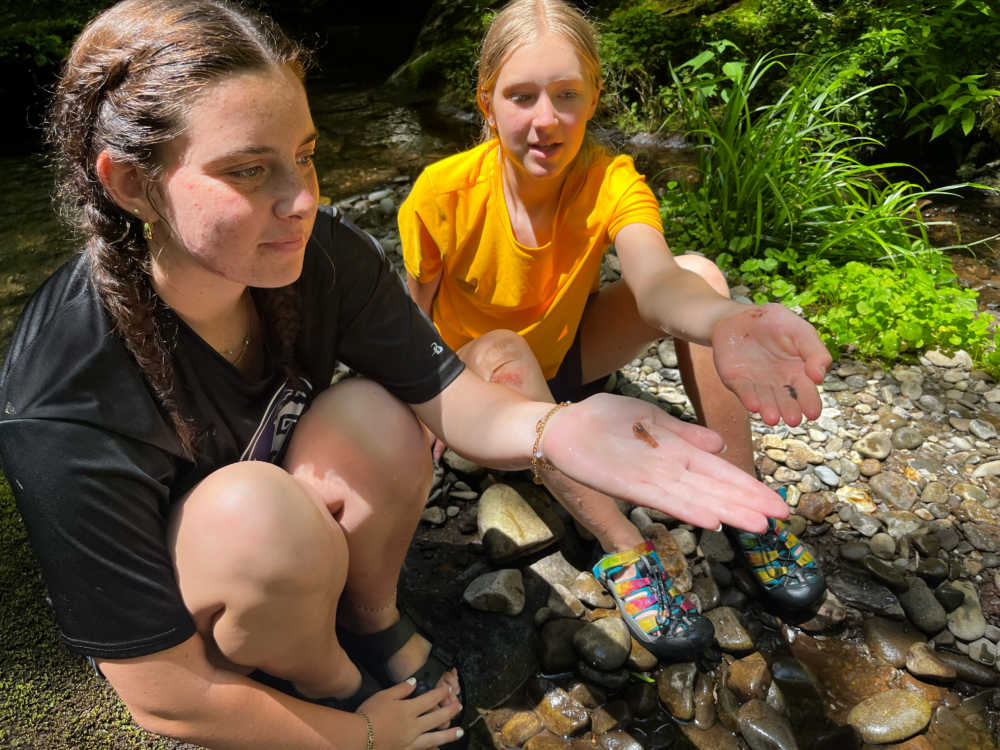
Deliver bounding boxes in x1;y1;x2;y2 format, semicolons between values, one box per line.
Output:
662;47;1000;374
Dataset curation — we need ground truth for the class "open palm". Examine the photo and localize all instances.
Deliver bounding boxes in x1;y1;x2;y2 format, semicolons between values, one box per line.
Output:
711;303;832;427
542;393;789;532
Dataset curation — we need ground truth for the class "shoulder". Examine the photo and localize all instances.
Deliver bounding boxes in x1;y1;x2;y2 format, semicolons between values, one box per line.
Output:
415;141;496;199
307;204;385;268
0;252;175;449
587;150;647;194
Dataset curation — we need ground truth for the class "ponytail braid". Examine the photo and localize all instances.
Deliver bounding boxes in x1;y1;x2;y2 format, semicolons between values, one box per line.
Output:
47;0;311;459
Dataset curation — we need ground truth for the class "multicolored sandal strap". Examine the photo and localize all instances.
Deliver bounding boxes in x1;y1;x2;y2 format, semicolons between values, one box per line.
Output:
737;518;818;590
593;540;701;639
595;539;654;573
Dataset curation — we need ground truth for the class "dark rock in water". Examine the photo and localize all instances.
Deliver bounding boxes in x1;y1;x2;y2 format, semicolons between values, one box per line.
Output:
541;619;587;674
858;555;910;592
710;561;733;588
935;652;998;686
766;681;787;715
727;652;771;704
771;656;819;686
677;721;742;750
797;590;847;633
863;616;926;668
591;699;632;734
935;528;960;552
716;684;741;733
738;699;798;750
693;576;721;612
576;661;630;691
732;567;758;598
705;606;756;652
912;534;941;557
933;582;966;613
626;637;658;672
536;687;590;736
501;712;543;746
699;529;735;563
828;566;904;619
720;586;748;610
846;689;931;744
623;682;657;718
657;662;698;721
573;616;631;671
597;730;642;750
839;541;871;562
567;681;606;709
915;558;949;587
810;724;862;750
898;577;948;634
694;672;717;730
646;723;676;750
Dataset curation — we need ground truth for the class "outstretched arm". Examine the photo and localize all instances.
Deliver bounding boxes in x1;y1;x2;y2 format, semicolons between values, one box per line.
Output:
615;223;832;426
411;370;788;532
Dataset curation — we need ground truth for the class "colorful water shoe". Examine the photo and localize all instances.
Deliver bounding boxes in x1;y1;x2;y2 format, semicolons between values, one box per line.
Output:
593;540;715;662
725;495;826;609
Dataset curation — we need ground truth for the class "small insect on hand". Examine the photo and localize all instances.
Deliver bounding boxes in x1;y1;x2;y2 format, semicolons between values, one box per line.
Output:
633;422;659;448
785;384;798;400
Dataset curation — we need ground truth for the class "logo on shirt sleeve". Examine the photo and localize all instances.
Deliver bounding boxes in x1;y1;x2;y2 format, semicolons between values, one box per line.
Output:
430;343;443;356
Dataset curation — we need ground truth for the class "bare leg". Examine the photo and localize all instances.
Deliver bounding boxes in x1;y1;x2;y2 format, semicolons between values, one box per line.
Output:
458;331;644;555
578;256;755;476
168;379;454;705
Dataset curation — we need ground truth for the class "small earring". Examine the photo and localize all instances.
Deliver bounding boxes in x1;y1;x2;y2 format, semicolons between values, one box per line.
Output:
143;222;155;242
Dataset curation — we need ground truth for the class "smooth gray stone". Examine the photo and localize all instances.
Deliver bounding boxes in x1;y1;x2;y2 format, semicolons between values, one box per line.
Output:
738;700;798;750
898;577;948;634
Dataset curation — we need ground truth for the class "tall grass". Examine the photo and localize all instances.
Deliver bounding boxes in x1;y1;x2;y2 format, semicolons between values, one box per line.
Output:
660;51;960;272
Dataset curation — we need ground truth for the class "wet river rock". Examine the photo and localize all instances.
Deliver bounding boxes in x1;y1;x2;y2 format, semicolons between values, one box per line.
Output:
868;471;918;510
738;699;799;750
828;566;904;620
704;606;756;652
727;652;771;703
847;689;931;744
657;662;697;721
898;577;948;634
947;580;987;641
863;616;926;668
501;712;544;746
535;687;590;736
934;651;998;686
906;642;957;682
573;616;631;671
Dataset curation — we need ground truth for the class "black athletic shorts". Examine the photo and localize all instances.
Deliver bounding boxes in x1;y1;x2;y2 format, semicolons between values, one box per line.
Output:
546;324;611;404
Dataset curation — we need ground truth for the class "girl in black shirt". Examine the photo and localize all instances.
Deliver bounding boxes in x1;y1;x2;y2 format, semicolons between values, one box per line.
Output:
0;1;794;748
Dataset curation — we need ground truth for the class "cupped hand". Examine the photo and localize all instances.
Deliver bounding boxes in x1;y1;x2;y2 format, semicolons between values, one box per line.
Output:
540;393;789;532
711;303;832;427
358;679;463;750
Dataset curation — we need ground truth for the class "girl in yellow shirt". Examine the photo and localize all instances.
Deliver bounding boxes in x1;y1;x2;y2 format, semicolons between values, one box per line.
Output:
400;0;830;659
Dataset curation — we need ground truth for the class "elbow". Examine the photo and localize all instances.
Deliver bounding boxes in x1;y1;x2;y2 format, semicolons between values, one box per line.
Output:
130;708;201;744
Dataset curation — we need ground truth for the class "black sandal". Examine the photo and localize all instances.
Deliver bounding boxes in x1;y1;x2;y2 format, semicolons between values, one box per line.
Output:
337;602;467;728
249;663;382;713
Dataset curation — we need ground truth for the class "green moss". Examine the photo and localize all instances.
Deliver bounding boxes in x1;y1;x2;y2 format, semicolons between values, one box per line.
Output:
0;473;193;748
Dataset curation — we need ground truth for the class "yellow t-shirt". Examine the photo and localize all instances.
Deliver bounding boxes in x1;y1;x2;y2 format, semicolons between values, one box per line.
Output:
399;140;663;379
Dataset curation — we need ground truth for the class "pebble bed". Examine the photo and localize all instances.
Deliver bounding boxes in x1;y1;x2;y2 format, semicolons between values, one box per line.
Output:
339;179;1000;750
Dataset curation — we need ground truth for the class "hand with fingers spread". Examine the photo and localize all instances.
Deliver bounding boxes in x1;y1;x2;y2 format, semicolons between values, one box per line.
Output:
357;679;464;750
710;302;832;427
539;393;789;532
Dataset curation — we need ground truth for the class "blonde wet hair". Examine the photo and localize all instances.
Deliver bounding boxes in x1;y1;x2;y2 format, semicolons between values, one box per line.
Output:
477;0;602;144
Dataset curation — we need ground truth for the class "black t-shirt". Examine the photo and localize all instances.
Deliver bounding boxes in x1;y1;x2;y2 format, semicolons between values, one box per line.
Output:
0;206;464;659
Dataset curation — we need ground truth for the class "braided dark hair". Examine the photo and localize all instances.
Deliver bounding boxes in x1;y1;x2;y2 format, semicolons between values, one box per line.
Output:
47;0;311;459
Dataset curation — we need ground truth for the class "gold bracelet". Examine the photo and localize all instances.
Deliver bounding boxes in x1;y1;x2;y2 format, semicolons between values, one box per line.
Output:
532;402;570;485
356;711;373;750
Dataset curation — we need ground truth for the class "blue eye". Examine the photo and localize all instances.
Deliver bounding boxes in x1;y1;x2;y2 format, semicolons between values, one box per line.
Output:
298;153;315;167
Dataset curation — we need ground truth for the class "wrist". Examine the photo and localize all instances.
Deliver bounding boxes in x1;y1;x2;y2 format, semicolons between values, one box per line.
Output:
707;300;753;344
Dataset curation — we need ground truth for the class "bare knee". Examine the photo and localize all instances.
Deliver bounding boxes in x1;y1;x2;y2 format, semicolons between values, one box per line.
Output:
458;329;540;391
675;254;730;297
289;378;433;509
171;462;343;595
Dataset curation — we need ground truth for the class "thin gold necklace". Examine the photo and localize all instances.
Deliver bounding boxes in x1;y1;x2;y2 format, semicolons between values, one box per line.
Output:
224;292;252;367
